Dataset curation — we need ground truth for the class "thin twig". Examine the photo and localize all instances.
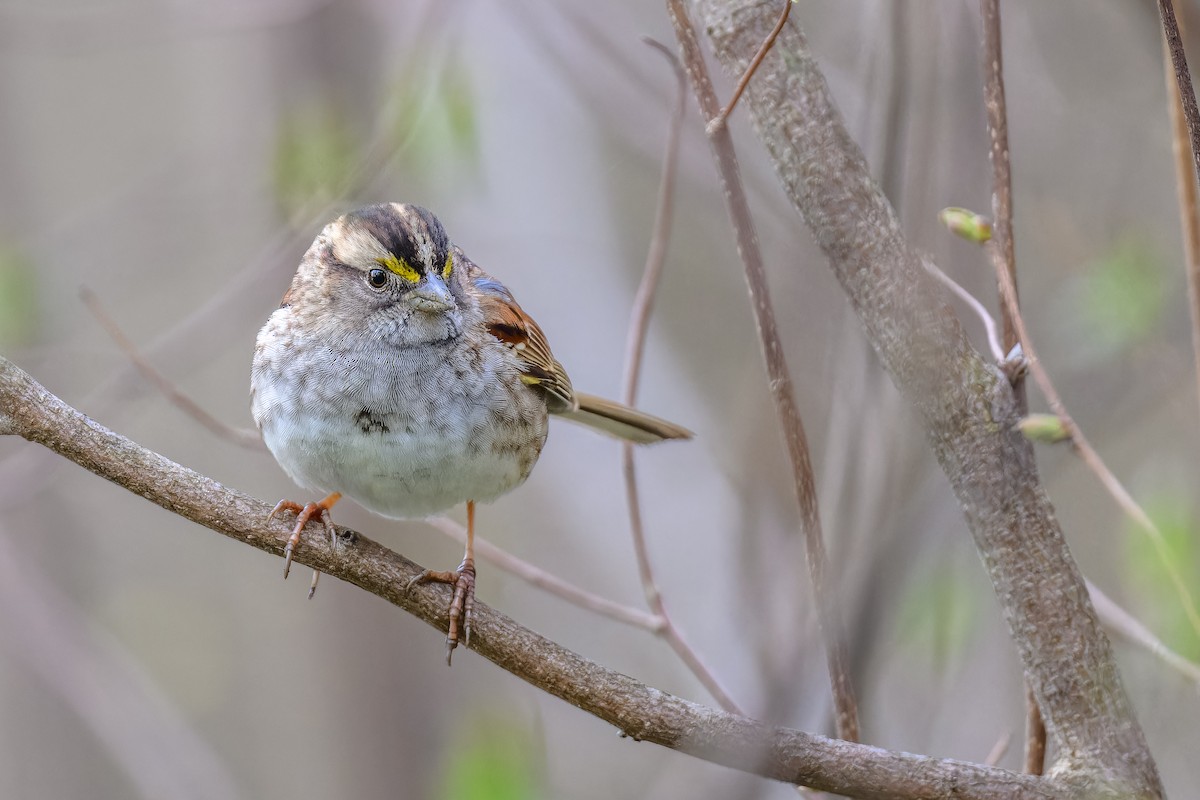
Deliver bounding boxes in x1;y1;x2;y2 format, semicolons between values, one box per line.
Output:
1159;1;1200;425
985;732;1012;768
988;249;1200;642
80;288;265;450
978;0;1043;773
669;0;860;743
1158;0;1200;198
424;517;664;632
706;0;792;135
922;257;1005;361
617;37;743;715
1087;578;1200;687
979;0;1019;358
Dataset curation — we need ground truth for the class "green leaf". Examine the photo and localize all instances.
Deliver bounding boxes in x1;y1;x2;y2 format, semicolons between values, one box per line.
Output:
897;561;980;666
1017;413;1071;444
441;66;478;155
0;248;38;347
1079;235;1165;351
387;63;479;176
272;100;359;218
1123;491;1200;661
439;717;541;800
938;207;993;244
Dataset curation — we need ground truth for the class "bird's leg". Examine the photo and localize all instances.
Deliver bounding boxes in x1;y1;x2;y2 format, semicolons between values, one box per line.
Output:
267;491;342;596
407;500;476;665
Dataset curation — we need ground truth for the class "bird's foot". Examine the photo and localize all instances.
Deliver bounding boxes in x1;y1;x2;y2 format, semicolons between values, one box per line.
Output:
267;493;341;597
407;557;476;665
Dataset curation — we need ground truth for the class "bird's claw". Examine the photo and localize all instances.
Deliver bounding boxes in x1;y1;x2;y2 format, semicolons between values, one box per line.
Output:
408;558;476;665
267;496;339;593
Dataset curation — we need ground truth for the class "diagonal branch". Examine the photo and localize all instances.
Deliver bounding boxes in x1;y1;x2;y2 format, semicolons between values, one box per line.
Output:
691;0;1161;794
80;288;266;450
0;355;1065;799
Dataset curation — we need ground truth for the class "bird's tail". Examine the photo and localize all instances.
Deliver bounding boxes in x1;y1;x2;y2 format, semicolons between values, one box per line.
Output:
559;393;692;444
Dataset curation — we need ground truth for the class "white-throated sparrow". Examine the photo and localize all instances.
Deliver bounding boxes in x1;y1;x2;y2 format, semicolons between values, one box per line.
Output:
251;203;690;661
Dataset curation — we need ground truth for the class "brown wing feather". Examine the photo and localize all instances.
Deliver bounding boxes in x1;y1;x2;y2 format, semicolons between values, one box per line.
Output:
464;254;577;413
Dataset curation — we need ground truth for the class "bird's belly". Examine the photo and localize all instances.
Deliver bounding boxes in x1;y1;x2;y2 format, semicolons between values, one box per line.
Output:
261;403;545;519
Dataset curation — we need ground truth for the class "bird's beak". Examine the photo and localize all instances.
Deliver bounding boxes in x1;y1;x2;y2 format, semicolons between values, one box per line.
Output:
406;274;454;313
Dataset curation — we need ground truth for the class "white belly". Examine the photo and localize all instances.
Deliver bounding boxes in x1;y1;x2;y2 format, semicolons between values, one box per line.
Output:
251;314;549;518
261;405;540;517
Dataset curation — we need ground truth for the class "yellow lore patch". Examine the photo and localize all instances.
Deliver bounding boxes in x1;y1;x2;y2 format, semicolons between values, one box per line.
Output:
442;254;453;279
375;254;420;283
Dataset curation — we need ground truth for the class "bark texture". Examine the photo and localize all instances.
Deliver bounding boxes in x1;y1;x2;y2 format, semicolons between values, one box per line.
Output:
0;356;1063;800
692;1;1160;795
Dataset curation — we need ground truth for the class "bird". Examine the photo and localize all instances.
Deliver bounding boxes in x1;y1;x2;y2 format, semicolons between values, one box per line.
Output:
251;203;691;662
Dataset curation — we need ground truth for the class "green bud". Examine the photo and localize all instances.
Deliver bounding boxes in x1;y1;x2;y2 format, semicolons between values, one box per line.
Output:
939;207;993;244
1017;414;1071;444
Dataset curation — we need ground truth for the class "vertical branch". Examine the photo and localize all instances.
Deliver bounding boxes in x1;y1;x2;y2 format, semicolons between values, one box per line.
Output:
979;0;1019;357
667;0;860;743
1159;0;1200;423
621;39;744;716
694;0;1161;789
1159;0;1200;199
979;0;1043;774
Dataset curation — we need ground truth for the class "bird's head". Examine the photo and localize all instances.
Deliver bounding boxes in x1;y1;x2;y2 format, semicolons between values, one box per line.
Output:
288;203;469;347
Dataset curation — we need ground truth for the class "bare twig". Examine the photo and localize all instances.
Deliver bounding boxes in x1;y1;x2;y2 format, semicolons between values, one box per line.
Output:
978;0;1043;773
1159;0;1200;201
706;0;792;135
617;38;743;714
922;257;1005;361
424;517;664;631
624;39;689;401
669;0;859;743
989;246;1200;643
979;0;1019;357
80;288;265;450
0;355;1065;798
984;732;1012;768
1159;1;1200;424
1087;578;1200;687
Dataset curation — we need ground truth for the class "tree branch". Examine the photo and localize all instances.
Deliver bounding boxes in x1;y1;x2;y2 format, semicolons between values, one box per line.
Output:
668;0;860;744
1158;0;1200;426
691;0;1161;795
0;356;1067;799
977;0;1043;774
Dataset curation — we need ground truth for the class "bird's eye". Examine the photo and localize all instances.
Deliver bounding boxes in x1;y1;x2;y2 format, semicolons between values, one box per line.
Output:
367;268;388;289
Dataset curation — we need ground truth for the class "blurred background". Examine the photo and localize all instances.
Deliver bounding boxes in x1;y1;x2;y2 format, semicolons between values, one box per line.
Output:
0;0;1197;797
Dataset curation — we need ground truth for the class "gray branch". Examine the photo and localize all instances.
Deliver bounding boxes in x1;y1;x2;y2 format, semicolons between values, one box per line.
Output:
1;355;1061;800
692;0;1160;796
